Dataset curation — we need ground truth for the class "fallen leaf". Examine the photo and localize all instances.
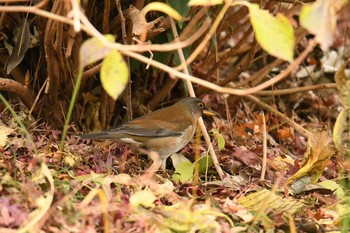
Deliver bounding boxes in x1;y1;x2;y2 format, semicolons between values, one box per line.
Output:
0;123;14;147
286;126;335;185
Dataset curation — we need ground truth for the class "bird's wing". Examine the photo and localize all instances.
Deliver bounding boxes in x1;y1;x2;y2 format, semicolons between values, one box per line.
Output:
102;119;183;138
81;104;193;140
112;126;182;137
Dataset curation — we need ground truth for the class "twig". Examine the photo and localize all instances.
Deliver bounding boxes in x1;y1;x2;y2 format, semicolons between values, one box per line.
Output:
2;2;316;98
116;0;132;120
207;26;254;80
0;0;33;2
271;0;314;2
69;0;81;31
255;83;337;96
238;59;284;87
260;111;267;181
29;78;47;115
246;94;309;138
119;39;316;96
0;77;35;112
116;0;127;43
170;18;225;180
82;63;102;79
174;1;232;71
179;6;209;41
0;2;208;53
147;77;178;110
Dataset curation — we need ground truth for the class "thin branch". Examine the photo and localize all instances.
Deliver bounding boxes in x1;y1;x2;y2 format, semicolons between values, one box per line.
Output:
120;39;316;96
0;77;35;111
260;111;267;181
116;0;132;121
174;1;232;71
170;18;225;180
0;2;208;53
2;2;315;98
271;0;315;3
82;63;102;79
255;83;337;96
246;95;309;137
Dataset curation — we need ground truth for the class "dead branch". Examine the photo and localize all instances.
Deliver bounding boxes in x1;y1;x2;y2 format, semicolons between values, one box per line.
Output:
0;77;35;112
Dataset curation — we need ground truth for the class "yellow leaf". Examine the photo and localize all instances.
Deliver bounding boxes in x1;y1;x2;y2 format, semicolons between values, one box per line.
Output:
100;50;129;100
238;189;303;215
130;189;156;207
333;61;350;154
79;34;115;68
334;61;350;107
286;127;335;185
333;108;348;154
141;2;184;22
249;4;294;62
188;0;223;6
300;0;336;51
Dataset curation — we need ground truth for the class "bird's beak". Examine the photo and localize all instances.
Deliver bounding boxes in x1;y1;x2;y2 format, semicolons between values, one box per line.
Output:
203;109;219;116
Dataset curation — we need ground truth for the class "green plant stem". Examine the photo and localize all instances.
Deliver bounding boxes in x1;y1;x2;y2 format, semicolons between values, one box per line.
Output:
60;67;83;149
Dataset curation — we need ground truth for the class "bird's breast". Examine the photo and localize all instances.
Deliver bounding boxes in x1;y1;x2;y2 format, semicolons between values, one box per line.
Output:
144;125;195;159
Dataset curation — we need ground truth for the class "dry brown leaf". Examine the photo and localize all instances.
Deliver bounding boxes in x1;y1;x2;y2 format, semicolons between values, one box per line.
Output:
233;147;261;170
286;127;335;185
128;5;148;36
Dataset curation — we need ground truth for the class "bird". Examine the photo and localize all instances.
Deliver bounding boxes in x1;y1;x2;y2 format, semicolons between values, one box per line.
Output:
80;97;218;168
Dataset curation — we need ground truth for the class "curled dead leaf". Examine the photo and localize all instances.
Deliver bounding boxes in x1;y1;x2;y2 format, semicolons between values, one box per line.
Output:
286;126;335;185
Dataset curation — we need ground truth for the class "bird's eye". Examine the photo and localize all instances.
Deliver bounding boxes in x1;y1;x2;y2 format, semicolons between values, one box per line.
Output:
198;102;204;108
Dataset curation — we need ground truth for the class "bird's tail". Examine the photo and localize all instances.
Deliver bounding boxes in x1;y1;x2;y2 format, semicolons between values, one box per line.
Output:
79;132;118;140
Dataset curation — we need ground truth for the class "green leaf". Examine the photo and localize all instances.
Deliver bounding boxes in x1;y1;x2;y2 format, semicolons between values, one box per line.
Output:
319;180;345;199
217;133;225;151
100;50;129;100
173;161;194;182
198;155;213;173
79;34;115;68
248;4;294;62
300;0;336;51
212;129;225;151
